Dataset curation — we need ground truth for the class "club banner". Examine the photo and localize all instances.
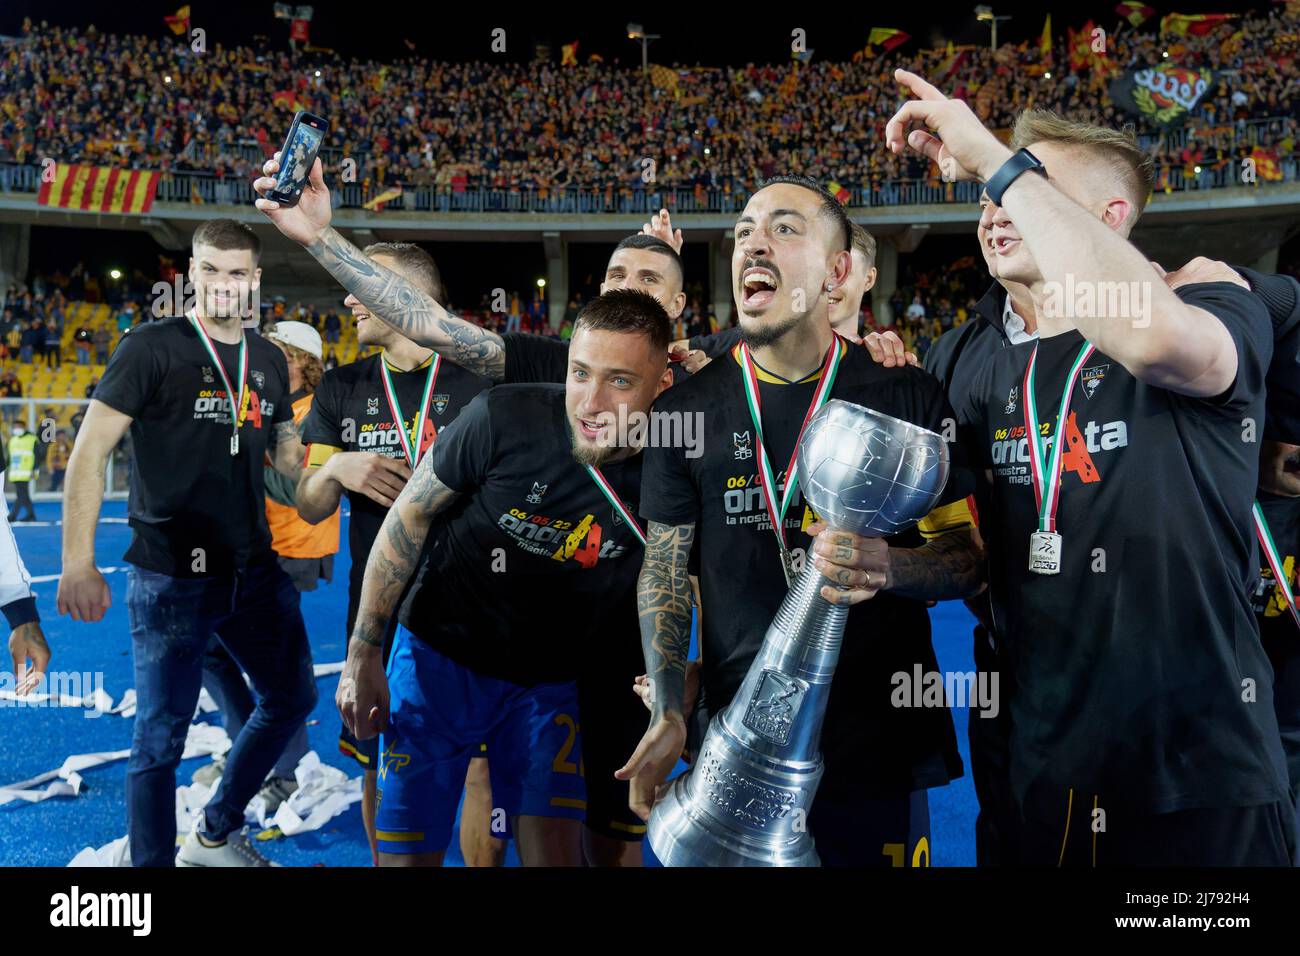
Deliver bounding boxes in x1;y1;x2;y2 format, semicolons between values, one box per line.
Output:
1110;64;1217;127
36;165;162;213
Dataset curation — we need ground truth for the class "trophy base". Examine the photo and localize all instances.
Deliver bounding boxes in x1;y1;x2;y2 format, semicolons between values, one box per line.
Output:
647;773;820;867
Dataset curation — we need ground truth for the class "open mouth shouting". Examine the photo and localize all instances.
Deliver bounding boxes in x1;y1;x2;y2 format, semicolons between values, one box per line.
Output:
741;265;780;309
991;231;1021;257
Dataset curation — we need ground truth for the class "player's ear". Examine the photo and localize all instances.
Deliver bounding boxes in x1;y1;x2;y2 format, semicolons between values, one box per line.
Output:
830;248;851;291
670;291;686;318
863;266;878;292
656;365;673;395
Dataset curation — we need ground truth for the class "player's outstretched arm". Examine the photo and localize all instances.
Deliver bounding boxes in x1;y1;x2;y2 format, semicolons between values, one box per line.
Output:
886;68;1239;398
296;451;412;524
616;520;694;820
253;156;507;382
57;400;130;623
340;452;459;740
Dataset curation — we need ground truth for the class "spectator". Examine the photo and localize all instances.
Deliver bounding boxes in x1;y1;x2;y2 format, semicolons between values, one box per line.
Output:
20;318;41;363
74;324;92;364
85;376;98;399
323;312;341;344
43;320;60;368
92;325;110;365
46;429;71;492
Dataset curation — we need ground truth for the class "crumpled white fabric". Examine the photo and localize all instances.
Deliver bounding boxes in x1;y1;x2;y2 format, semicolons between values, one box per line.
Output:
70;749;363;865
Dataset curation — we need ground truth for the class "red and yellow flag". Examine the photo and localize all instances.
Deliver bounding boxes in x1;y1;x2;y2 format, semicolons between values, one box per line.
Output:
1115;2;1156;28
826;180;850;205
164;5;191;36
868;28;911;53
1161;12;1237;36
37;165;161;214
561;40;579;67
1250;146;1283;182
1040;15;1052;62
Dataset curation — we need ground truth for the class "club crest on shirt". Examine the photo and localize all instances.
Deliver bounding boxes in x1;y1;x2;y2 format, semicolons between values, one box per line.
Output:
251;370;265;390
734;430;753;460
201;366;215;385
1004;387;1019;414
526;482;548;505
432;394;450;415
366;397;380;416
1081;364;1109;400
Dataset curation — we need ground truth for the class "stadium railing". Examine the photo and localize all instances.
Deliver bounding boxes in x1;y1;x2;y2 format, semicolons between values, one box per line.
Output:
0;398;128;501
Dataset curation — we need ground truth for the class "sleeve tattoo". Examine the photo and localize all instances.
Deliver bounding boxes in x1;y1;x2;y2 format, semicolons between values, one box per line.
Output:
638;521;696;720
351;453;459;649
270;418;305;481
887;527;985;601
305;226;506;381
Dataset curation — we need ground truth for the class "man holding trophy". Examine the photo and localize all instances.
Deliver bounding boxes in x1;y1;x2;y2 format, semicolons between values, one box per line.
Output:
620;174;985;866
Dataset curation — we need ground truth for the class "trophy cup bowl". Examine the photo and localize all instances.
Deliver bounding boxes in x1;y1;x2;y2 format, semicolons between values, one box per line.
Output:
647;399;950;866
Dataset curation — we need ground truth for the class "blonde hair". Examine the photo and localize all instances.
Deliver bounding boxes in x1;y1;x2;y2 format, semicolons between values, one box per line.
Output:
281;342;323;393
849;221;877;269
1010;109;1156;225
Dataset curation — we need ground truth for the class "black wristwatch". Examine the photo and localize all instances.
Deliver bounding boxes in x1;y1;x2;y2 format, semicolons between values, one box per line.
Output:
984;148;1047;206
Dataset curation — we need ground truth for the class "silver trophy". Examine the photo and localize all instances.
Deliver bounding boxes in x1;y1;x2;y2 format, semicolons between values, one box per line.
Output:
647;399;950;866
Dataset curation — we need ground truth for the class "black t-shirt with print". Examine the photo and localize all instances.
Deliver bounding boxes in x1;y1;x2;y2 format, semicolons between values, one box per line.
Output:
398;384;644;687
301;352;491;618
954;281;1289;815
92;316;292;577
640;337;975;799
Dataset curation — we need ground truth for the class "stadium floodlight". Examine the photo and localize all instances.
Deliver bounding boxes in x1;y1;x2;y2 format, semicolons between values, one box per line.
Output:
537;278;547;289
626;22;661;77
109;269;122;280
974;5;1011;50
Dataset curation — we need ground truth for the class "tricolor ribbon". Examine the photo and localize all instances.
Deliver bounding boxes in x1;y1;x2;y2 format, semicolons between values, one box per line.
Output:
378;353;440;468
188;311;248;438
736;335;846;558
1023;340;1095;533
1253;501;1300;631
584;464;646;546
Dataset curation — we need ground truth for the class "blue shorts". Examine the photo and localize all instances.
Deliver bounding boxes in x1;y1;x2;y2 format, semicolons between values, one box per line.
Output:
375;626;586;855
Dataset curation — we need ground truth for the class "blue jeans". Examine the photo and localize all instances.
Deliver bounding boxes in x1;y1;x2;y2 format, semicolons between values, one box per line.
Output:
202;636;310;780
125;559;318;866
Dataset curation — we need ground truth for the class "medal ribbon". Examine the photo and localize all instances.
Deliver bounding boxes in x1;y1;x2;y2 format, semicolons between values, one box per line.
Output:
736;335;845;553
584;464;646;546
1253;501;1300;631
1023;340;1095;533
378;353;440;467
189;312;248;437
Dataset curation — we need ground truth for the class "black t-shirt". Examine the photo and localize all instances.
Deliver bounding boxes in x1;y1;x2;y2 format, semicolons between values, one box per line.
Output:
503;332;568;384
301;352;491;612
954;282;1289;814
640;337;974;799
92;316;292;576
398;384;645;686
689;326;744;359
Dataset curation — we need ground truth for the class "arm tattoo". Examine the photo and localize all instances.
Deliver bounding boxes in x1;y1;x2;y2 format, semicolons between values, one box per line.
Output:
637;521;696;720
270;418;305;482
436;318;506;382
351;455;459;649
305;226;505;380
887;527;985;601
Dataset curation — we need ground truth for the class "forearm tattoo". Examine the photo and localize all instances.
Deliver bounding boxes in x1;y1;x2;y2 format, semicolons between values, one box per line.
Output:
351;454;458;649
305;226;505;381
271;418;305;481
887;527;985;601
637;521;696;720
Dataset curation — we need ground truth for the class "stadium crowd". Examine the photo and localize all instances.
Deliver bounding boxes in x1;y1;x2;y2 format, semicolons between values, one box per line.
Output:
0;8;1296;200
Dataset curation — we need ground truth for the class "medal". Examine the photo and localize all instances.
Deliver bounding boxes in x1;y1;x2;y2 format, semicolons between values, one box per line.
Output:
189;311;248;458
1022;339;1095;575
737;336;845;590
379;351;440;467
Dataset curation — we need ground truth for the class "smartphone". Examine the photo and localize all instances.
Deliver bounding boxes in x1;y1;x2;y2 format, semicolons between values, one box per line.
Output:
266;110;329;207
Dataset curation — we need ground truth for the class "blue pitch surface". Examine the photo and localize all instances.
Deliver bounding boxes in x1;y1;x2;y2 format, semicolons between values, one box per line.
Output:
1;501;981;866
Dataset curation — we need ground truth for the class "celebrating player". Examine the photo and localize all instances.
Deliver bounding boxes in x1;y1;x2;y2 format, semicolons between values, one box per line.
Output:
623;174;985;866
57;219;317;867
889;69;1293;864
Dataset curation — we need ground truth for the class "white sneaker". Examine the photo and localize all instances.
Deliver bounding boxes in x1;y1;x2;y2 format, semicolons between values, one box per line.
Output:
176;827;279;867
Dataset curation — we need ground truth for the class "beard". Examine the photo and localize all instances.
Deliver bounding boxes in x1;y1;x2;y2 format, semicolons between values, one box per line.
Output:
566;416;620;467
738;308;805;349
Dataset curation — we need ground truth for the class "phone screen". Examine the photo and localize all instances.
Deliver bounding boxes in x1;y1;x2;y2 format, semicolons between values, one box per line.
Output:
275;121;325;196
